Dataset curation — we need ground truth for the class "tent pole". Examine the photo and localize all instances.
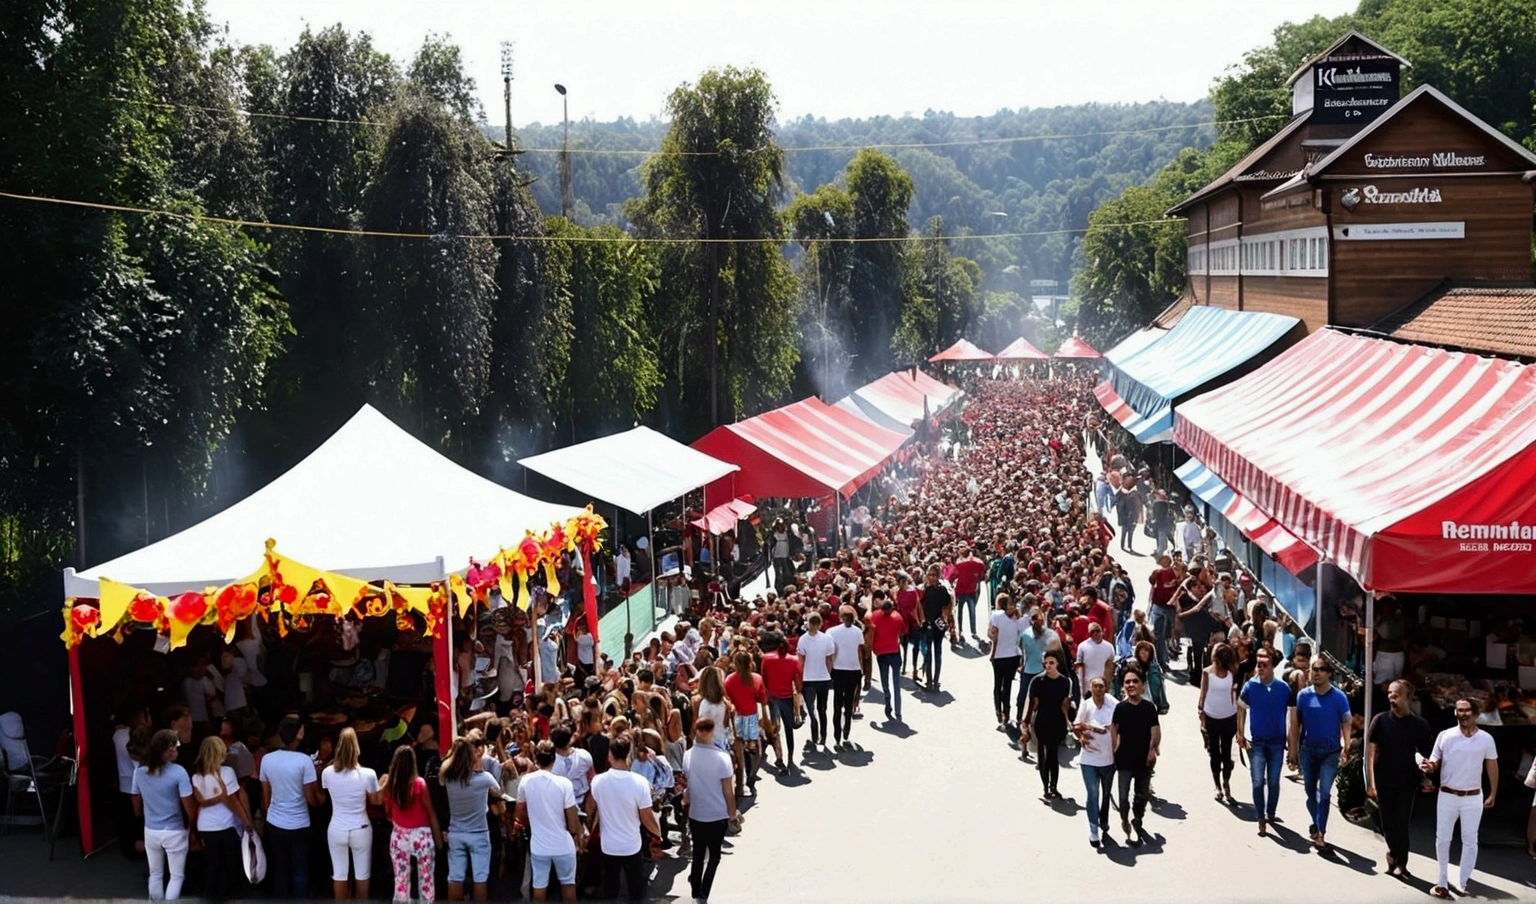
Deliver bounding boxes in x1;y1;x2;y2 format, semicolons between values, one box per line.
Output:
69;643;95;854
1363;590;1376;729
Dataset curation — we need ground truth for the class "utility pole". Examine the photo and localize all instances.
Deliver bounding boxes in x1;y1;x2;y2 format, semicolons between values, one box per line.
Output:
500;42;515;152
554;84;573;218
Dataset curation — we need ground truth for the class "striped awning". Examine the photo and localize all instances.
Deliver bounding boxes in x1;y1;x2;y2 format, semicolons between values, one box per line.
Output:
1176;457;1319;574
1094;381;1175;444
1175;329;1536;593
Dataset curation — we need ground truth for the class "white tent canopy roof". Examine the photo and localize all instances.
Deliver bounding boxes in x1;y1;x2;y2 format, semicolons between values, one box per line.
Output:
518;425;739;515
66;405;584;597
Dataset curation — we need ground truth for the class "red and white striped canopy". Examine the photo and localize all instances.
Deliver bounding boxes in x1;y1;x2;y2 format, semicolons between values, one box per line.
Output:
1054;336;1101;359
1175;330;1536;593
995;337;1050;361
928;338;995;362
692;397;911;501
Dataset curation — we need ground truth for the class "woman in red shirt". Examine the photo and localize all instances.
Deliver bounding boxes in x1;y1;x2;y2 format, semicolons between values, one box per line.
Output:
377;746;442;904
722;652;768;795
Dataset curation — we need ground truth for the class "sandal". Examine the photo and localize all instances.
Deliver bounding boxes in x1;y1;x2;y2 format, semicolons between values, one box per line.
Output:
1430;887;1450;899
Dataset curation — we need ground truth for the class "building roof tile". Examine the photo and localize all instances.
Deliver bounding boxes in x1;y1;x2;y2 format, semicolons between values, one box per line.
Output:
1373;284;1536;360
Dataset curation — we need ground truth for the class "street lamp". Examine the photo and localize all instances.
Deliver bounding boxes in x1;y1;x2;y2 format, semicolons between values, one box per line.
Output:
554;84;572;219
499;42;514;152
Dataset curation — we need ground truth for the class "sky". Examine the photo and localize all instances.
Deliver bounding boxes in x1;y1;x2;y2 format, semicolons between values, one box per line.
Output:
202;0;1360;127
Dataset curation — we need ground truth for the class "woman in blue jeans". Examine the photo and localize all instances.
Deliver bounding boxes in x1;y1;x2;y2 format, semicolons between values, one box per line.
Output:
439;736;504;901
1287;658;1352;851
1073;677;1118;848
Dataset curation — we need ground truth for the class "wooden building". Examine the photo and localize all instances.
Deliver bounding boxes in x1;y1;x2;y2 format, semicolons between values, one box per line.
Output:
1170;32;1536;342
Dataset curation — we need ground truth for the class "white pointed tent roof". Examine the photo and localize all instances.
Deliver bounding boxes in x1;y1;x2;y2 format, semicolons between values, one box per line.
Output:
65;405;585;597
518;425;739;515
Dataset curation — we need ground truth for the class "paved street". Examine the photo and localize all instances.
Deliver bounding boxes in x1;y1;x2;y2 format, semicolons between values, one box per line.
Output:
653;545;1536;904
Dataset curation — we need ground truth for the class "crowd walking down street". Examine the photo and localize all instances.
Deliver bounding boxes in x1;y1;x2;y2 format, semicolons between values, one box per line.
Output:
35;372;1536;904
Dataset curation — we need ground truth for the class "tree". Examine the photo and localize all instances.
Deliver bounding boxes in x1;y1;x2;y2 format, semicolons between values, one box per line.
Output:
844;150;915;380
1209;14;1357;150
627;67;800;435
1071;186;1186;346
893;217;981;363
785;184;856;398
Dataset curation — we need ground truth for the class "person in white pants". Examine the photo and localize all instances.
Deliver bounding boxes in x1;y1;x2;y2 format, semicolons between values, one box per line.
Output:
320;728;379;900
132;729;195;900
1421;698;1499;899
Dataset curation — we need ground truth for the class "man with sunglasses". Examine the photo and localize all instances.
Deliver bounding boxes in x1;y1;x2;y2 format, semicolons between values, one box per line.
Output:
1287;657;1352;851
1237;649;1289;835
1110;666;1160;846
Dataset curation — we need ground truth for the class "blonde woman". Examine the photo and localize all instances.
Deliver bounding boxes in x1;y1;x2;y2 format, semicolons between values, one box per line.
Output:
190;736;252;901
319;728;379;899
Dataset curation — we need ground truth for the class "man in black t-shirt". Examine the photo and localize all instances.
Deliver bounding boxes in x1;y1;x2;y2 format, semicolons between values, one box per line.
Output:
919;566;952;692
1365;679;1434;877
1111;667;1161;846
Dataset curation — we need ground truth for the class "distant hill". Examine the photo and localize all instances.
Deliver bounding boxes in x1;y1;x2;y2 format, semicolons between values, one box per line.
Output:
498;99;1215;284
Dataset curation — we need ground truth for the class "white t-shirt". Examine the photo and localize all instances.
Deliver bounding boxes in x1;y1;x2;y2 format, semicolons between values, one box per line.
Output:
990;611;1024;660
183;674;217;723
681;744;734;822
113;726;137;794
1076;638;1115;687
516;769;577;857
553;747;594;804
576;635;595;666
192;766;241;831
322;765;378;831
259;748;317;830
223;657;249;712
589;769;651;856
797;631;835;682
1075;696;1118;768
826;624;864;672
1430;727;1498;792
236;628;268;687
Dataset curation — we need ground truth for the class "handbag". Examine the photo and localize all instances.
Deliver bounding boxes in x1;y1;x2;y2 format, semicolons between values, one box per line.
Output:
241;826;267;885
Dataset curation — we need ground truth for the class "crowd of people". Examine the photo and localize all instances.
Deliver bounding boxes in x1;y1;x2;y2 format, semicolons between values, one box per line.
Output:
111;370;1525;902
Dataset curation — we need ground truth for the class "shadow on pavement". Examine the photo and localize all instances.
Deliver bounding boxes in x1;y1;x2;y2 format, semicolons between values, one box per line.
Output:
1101;830;1166;865
834;743;874;767
872;719;917;739
1315;842;1378;876
916;688;956;707
771;766;813;788
1264;822;1316;854
1149;796;1187;820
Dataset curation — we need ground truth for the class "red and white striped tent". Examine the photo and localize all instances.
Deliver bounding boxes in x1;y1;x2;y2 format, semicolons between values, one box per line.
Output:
928;338;995;363
994;337;1050;361
1175;329;1536;594
1053;336;1101;359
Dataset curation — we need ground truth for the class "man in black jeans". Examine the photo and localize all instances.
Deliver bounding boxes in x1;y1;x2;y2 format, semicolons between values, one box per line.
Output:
1366;679;1434;877
918;566;952;692
1110;668;1161;847
258;715;320;898
682;718;737;903
586;735;660;902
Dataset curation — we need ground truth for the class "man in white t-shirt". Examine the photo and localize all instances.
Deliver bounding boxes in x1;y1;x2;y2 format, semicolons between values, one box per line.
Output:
585;736;660;903
1423;699;1499;897
825;607;865;748
182;657;220;734
516;741;583;903
259;716;320;898
1073;676;1118;847
987;595;1024;727
796;613;836;749
550;726;594;808
1075;622;1115;700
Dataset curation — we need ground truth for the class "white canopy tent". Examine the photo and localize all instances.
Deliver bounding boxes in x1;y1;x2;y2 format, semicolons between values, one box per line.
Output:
517;425;739;515
64;405;585;597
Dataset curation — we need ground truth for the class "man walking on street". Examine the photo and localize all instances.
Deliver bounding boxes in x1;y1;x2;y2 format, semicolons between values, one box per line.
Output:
951;546;987;642
826;606;865;747
1365;679;1433;878
1016;605;1058;738
1110;667;1160;846
796;613;834;750
1237;649;1289;835
1115;482;1143;554
759;632;802;770
682;719;737;904
918;566;952;692
1423;698;1499;898
1075;622;1115;702
866;595;907;722
1288;657;1351;851
1147;555;1178;669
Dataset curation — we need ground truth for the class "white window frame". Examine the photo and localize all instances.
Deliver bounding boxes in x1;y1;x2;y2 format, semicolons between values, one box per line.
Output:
1240;226;1328;278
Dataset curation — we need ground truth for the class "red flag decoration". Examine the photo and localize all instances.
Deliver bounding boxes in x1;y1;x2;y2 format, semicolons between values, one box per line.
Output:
581;546;599;646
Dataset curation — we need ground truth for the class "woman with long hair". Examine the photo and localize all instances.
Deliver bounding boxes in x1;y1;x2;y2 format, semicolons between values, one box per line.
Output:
693;666;734;753
320;728;379;899
1024;652;1073;800
132;729;194;900
439;736;502;901
190;736;252;901
1199;642;1241;802
379;745;442;904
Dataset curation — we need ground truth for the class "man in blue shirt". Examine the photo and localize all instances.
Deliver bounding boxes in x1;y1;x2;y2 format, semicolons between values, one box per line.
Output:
1237;649;1290;835
1014;603;1059;738
1287;657;1352;850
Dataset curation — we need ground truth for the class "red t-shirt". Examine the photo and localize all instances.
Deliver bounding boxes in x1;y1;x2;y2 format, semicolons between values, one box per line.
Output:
1089;601;1114;636
1149;567;1178;606
385;776;432;829
867;609;906;656
723;671;767;716
952;558;987;596
759;651;801;699
895;588;921;625
1070;615;1093;647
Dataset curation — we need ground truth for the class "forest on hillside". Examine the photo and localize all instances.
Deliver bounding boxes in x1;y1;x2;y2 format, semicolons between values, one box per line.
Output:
508;100;1215;291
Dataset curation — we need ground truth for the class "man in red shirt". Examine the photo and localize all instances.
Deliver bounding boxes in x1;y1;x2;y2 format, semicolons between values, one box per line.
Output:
951;546;988;644
758;632;803;773
1083;588;1115;639
1147;554;1179;669
867;593;908;722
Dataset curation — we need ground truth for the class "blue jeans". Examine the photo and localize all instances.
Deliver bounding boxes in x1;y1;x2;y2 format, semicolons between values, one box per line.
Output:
956;594;978;634
919;628;943;685
876;652;902;718
447;829;492;884
1081;763;1115;834
1300;744;1341;835
1148;605;1173;669
1250;739;1285;820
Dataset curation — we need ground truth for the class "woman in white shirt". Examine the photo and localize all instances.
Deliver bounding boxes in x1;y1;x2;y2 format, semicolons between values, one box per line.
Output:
319;728;379;900
1198;642;1240;803
191;736;252;901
